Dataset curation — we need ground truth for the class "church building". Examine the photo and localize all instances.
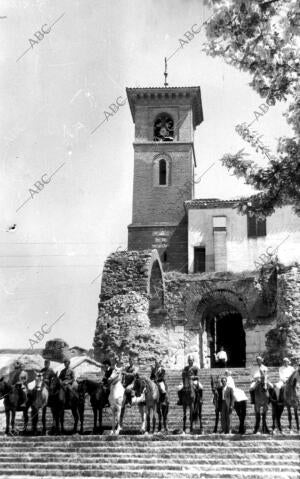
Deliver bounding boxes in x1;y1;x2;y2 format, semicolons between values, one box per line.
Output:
94;81;300;369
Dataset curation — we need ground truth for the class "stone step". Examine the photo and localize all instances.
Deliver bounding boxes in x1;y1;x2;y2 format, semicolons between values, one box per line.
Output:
0;467;299;478
0;454;299;465
0;476;298;479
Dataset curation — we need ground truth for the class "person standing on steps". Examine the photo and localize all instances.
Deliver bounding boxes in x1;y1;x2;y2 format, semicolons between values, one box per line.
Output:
177;355;202;406
224;370;235;389
214;347;228;368
220;376;234;434
249;356;268;404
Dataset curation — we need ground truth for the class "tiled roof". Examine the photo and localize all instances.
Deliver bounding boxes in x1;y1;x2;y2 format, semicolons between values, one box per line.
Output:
185;198;240;209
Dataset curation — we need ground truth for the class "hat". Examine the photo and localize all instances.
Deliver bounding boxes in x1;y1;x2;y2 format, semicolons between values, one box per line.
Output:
283;357;291;363
187;354;194;361
256;356;263;361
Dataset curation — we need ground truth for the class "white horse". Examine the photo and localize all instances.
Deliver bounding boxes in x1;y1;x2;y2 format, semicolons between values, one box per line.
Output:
108;367;124;435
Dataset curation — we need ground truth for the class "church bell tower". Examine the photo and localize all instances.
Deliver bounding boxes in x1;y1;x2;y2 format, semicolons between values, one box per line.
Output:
126;81;203;272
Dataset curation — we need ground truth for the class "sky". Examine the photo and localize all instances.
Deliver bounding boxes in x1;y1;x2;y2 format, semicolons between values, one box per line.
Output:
0;0;293;350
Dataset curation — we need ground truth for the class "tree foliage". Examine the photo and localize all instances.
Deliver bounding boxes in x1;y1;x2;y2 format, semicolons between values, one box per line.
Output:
204;0;300;217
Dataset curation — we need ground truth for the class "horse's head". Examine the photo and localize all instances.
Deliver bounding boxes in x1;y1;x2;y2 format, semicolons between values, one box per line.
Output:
0;376;9;398
133;375;145;397
76;378;88;402
49;373;60;394
34;372;44;391
108;367;123;386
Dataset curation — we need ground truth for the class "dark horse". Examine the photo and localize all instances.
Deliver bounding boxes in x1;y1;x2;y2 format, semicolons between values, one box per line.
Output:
270;369;300;433
252;371;271;434
181;377;203;434
0;377;30;435
77;378;107;434
48;375;84;434
131;375;159;434
211;376;247;434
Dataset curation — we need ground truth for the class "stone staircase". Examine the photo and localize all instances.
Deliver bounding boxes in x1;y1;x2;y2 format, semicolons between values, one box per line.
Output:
0;435;299;478
1;368;299;479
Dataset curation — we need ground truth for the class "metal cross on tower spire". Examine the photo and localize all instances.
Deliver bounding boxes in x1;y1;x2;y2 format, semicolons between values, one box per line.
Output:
164;57;168;87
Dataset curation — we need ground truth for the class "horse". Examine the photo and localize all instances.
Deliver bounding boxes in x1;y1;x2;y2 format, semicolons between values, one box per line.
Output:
0;377;30;435
132;375;159;434
180;376;203;434
251;371;271;434
211;375;247;434
77;378;107;434
48;374;84;434
107;367;124;435
30;372;49;435
271;369;300;433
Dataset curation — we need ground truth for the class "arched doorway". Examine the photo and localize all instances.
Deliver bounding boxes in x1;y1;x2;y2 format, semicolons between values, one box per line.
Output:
197;292;247;368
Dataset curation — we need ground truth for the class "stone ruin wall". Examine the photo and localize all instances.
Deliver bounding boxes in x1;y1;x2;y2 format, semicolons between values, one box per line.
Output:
93;250;168;365
93;249;300;368
265;264;300;365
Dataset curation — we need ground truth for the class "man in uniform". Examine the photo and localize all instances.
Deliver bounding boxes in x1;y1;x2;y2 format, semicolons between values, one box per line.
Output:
122;356;138;407
102;359;114;407
220;376;235;434
58;359;78;402
249;356;268;404
40;359;55;388
275;357;295;401
177;355;202;406
10;361;28;407
150;358;167;397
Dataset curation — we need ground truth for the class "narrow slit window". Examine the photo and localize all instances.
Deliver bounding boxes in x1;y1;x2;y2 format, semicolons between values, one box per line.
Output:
159;159;167;185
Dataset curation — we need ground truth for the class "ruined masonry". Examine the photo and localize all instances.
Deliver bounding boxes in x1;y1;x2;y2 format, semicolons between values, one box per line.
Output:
93;250;300;368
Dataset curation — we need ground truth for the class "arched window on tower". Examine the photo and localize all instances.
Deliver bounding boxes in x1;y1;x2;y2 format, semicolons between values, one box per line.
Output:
153;113;174;142
153;155;171;187
159;159;167;185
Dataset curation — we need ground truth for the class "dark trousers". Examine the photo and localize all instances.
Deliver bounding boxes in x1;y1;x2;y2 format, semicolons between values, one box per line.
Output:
221;401;231;433
217;359;226;368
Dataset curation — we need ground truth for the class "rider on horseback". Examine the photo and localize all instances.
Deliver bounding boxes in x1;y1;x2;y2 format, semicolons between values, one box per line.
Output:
249;356;268;404
102;359;113;407
58;359;78;403
122;356;138;407
150;358;167;397
177;355;203;406
40;359;55;388
274;357;295;402
10;361;28;408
